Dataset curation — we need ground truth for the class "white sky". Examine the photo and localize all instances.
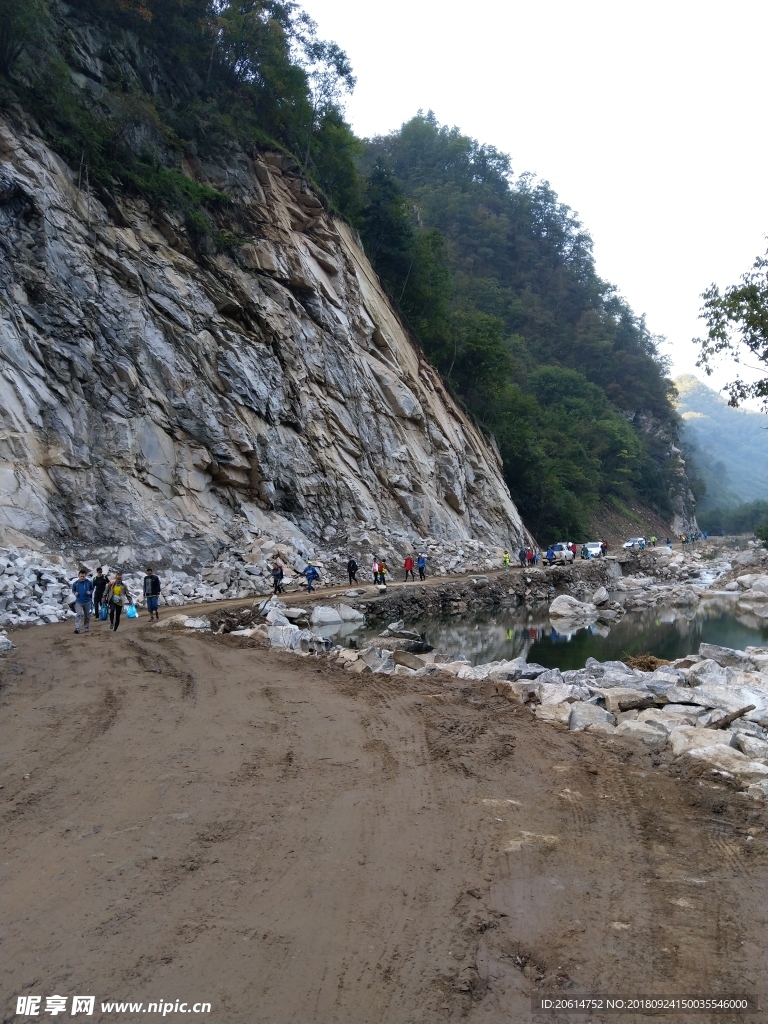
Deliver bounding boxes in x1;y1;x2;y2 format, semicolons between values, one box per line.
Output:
303;0;767;398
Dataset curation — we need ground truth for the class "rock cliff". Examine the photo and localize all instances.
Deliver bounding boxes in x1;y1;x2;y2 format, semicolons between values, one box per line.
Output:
0;114;527;572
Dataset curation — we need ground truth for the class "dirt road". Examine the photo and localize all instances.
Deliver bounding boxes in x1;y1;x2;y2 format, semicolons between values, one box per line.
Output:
2;618;765;1023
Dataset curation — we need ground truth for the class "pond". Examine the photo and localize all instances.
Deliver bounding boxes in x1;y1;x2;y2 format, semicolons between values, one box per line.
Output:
322;595;768;670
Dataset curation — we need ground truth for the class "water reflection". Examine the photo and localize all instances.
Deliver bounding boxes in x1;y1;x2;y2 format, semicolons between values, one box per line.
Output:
339;595;768;670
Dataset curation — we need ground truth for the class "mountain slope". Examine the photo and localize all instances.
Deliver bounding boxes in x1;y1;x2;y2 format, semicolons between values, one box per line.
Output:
358;115;693;538
675;374;768;508
0;111;526;566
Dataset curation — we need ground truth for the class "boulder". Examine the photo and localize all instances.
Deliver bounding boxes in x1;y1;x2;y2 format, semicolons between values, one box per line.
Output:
337;603;365;622
392;650;427;671
374;636;433;654
686;659;728;687
549;595;598;621
736;574;760;589
487;658;527;681
536;668;563;686
345;659;371;675
735;734;768;760
658;704;700;726
669;726;737;757
698;643;756;669
265;608;290;626
534;702;572;727
360;646;394;674
496;680;540;705
588;686;654;713
268;624;301;648
592;586;610;606
310;606;343;626
635;709;677;734
183;616;211;630
588;720;617;735
283;607;308;621
538;682;590;705
682;745;768;784
569;703;616;731
615;721;668;748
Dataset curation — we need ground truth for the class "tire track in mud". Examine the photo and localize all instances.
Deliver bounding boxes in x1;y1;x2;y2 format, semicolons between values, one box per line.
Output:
3;626;767;1024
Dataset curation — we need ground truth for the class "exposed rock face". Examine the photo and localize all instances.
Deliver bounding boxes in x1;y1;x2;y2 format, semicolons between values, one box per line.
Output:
0;117;526;566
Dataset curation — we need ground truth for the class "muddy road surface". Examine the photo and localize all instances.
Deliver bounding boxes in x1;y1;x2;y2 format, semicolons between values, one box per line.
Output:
2;618;765;1023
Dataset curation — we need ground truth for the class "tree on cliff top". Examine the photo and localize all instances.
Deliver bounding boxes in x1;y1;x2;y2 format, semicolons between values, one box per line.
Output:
695;245;768;411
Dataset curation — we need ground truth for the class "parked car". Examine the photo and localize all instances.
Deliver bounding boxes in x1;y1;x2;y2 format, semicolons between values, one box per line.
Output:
623;537;646;550
546;543;575;565
584;542;604;558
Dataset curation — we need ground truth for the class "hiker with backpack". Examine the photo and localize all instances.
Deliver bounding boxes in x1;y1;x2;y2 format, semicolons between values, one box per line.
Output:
303;562;320;593
105;572;132;632
71;569;94;635
143;567;162;620
403;554;415;581
417;553;427;581
347;557;358;585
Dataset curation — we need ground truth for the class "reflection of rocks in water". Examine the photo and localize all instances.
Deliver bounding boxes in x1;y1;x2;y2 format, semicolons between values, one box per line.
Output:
350;600;768;669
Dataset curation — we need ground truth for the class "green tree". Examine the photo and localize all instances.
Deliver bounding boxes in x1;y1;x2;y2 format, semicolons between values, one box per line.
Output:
695;245;768;409
0;0;51;75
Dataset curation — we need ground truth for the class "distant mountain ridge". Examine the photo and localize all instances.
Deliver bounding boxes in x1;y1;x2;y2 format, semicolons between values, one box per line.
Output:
674;375;768;508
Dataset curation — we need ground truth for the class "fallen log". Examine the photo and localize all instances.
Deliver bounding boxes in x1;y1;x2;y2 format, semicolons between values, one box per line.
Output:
705;705;756;730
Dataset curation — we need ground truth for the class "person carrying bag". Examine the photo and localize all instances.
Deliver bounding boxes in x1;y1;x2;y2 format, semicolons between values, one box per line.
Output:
105;572;132;633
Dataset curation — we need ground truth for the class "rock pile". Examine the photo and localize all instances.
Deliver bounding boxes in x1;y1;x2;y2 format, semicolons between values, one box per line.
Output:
334;637;768;800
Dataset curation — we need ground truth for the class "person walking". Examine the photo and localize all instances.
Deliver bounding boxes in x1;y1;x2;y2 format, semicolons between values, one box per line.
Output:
71;569;94;635
371;557;380;585
417;552;427;581
303;562;320;593
403;554;415;581
518;548;526;567
92;567;109;618
502;550;511;571
347;557;358;585
271;563;284;595
143;567;162;620
379;559;389;588
105;572;131;632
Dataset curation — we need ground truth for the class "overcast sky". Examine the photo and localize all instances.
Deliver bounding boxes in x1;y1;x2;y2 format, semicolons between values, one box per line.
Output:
303;0;767;398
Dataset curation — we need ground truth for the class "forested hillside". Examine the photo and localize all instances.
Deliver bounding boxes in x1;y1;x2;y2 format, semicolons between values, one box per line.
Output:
356;115;681;538
676;374;768;509
1;0;686;540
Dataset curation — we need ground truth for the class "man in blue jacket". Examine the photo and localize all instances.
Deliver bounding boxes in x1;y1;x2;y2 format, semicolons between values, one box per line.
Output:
71;569;94;635
303;562;320;593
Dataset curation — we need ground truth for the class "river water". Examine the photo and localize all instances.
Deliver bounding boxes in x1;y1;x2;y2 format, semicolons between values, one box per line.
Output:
329;594;768;670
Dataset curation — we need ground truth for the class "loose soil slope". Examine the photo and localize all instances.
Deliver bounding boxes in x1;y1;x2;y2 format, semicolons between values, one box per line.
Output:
2;619;765;1023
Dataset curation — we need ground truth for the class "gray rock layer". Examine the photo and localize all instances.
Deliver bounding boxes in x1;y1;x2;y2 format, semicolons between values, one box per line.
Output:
0;119;526;564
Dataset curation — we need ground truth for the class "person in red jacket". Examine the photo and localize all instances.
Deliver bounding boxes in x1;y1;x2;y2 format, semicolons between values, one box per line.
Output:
403;555;415;581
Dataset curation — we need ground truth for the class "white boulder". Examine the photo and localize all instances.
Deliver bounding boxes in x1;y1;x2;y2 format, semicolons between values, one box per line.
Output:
549;595;598;620
310;606;343;626
614;721;668;748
